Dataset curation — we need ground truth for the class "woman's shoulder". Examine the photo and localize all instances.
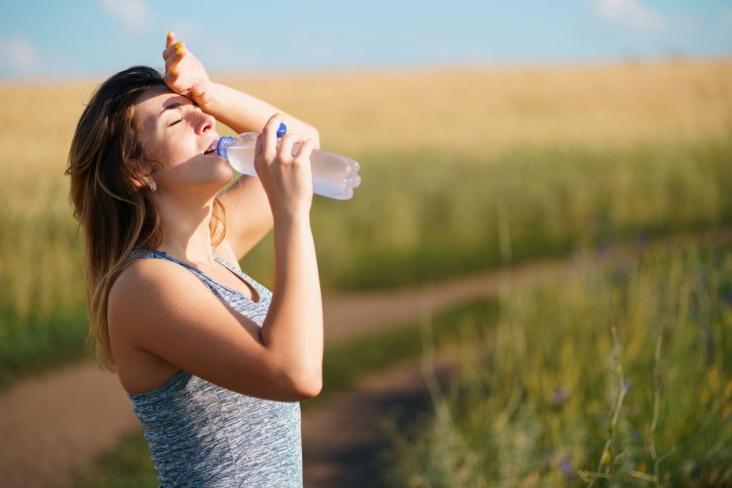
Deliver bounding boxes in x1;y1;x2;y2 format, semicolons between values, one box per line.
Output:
110;251;204;311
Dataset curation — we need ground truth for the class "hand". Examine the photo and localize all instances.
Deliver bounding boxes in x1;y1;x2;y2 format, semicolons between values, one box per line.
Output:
162;32;212;106
254;113;316;219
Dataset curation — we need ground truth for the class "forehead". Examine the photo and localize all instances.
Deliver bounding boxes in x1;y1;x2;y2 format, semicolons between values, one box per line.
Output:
135;85;183;122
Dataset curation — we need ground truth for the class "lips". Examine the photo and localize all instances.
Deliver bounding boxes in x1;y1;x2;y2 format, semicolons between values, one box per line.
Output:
204;139;218;156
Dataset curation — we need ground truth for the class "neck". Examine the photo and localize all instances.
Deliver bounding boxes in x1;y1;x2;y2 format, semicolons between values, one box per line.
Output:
153;191;220;267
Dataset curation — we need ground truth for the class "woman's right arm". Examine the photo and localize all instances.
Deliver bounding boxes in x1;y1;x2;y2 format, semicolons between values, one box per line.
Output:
109;114;323;401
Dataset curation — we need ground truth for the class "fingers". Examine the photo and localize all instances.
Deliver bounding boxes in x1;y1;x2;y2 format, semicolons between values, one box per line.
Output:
278;134;312;163
162;34;185;84
190;83;208;103
163;32;181;60
162;65;180;87
258;112;286;162
295;137;317;162
163;42;185;67
253;113;315;213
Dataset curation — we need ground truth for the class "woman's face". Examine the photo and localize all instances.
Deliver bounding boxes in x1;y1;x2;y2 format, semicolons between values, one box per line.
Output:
134;84;232;195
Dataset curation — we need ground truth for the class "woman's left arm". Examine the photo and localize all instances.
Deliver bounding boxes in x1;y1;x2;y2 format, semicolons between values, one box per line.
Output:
162;32;320;259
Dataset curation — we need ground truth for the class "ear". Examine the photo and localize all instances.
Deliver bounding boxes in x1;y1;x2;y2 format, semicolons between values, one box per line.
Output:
126;159;157;191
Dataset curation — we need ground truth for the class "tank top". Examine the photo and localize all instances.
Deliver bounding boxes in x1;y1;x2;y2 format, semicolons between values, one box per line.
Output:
127;249;302;487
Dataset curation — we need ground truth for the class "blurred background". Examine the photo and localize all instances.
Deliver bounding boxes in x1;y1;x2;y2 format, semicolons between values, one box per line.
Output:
1;0;731;486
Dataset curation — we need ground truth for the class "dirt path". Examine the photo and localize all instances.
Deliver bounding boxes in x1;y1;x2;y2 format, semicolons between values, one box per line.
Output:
302;354;457;487
1;230;727;487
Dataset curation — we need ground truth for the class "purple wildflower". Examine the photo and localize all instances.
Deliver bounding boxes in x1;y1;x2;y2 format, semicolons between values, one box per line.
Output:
559;456;574;481
551;387;570;406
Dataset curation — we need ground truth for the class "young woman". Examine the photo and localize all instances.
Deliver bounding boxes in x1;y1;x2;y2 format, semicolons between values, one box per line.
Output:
66;33;323;486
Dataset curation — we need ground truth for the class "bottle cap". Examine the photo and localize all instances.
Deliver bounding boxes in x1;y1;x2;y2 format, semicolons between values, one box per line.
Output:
277;123;287;138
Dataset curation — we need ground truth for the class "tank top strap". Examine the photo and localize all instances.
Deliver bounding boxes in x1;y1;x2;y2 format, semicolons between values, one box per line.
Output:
130;247;271;314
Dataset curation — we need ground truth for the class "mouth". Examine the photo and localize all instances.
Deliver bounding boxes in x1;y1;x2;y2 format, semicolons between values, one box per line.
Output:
203;139;218;156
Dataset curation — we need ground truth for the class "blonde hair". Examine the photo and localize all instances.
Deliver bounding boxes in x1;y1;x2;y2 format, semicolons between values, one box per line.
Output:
66;66;226;370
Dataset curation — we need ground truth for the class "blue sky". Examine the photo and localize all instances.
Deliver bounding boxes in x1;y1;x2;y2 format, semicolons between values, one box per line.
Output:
0;0;730;80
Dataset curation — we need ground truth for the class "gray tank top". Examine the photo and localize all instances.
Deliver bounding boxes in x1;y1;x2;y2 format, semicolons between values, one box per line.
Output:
127;249;302;487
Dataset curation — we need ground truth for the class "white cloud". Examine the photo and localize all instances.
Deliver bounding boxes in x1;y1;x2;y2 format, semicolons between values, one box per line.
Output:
99;0;153;33
0;34;40;73
588;0;666;32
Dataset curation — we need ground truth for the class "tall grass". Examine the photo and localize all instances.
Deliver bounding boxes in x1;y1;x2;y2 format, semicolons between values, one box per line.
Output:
386;244;732;487
0;84;92;385
304;139;732;290
1;61;730;386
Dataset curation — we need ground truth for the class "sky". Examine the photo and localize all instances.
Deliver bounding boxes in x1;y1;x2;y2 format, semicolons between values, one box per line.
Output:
0;0;730;81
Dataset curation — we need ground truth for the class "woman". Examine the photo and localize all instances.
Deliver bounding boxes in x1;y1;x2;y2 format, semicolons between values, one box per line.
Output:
66;32;323;486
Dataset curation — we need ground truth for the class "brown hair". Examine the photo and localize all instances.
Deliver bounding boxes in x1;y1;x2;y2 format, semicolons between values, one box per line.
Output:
66;66;226;370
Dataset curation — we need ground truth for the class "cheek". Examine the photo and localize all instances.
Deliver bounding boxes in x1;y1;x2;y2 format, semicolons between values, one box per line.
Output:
147;137;184;170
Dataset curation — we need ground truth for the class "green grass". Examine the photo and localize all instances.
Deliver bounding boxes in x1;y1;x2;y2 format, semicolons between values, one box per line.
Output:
70;431;158;488
243;139;732;290
3;138;731;388
0;309;90;389
385;244;732;487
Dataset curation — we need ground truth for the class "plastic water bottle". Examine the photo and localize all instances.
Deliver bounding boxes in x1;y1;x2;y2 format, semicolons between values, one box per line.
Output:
214;124;361;200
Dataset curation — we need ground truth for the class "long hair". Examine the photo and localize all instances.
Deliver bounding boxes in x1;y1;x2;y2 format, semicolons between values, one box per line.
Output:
66;66;226;371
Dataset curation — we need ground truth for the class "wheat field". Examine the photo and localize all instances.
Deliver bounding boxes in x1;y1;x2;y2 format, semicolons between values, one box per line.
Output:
0;59;730;384
227;59;732;153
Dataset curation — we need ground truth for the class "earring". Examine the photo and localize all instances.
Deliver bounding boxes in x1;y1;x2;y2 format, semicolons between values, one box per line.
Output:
148;180;157;192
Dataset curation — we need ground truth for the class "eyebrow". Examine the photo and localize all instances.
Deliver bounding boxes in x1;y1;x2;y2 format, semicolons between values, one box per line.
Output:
159;102;182;116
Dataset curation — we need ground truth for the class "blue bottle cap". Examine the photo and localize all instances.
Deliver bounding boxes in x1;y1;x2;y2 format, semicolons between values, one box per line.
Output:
277;123;287;138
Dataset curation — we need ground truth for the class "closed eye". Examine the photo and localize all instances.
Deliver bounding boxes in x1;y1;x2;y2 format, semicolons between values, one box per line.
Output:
169;119;183;127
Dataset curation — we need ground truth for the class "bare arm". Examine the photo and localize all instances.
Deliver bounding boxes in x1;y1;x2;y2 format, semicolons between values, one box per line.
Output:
202;82;320;258
162;32;320;259
109;114;322;401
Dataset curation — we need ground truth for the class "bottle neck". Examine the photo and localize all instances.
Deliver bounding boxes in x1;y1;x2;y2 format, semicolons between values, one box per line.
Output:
214;136;235;159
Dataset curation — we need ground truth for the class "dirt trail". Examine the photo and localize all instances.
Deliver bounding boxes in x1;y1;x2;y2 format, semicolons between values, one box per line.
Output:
302;354;457;487
3;229;725;487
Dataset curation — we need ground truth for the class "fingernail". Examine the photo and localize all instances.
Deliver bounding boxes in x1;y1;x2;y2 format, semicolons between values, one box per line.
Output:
175;42;183;50
167;31;173;38
176;47;183;56
172;67;179;76
275;111;285;116
193;90;203;97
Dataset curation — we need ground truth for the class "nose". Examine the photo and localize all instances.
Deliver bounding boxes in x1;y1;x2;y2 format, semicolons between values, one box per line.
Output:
193;111;216;135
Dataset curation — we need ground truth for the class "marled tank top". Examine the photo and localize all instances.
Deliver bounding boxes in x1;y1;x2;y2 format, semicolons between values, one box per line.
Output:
127;249;302;487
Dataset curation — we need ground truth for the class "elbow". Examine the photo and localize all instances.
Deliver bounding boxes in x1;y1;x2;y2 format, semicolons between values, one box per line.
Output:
281;366;322;401
294;376;322;400
291;367;322;400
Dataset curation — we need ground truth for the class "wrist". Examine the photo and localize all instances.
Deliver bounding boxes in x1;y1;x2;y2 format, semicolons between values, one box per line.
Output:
272;207;311;228
198;82;221;112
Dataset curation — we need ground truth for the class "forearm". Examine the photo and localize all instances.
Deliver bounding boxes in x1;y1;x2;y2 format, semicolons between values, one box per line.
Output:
208;81;321;258
260;215;323;395
204;82;320;145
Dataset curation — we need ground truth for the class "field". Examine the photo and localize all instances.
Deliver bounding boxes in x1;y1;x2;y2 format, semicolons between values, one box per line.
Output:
1;57;730;485
1;59;731;385
386;243;732;487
